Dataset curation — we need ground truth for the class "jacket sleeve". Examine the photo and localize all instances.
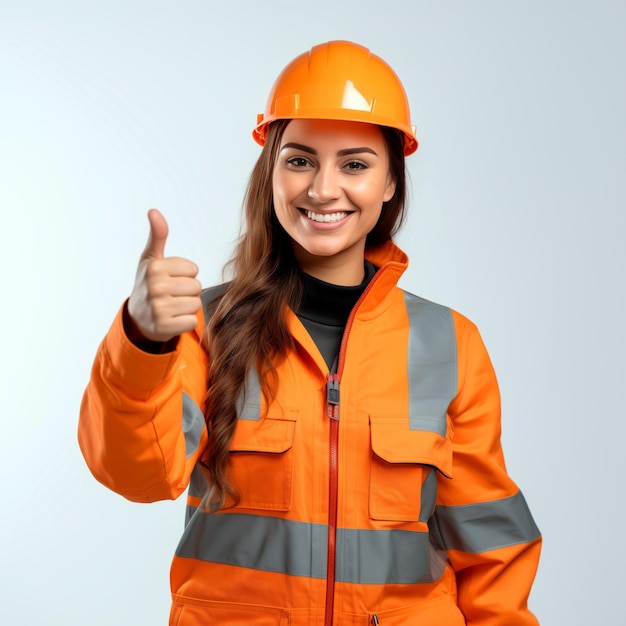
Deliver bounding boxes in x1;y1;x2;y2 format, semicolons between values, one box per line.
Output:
430;311;542;625
78;303;209;503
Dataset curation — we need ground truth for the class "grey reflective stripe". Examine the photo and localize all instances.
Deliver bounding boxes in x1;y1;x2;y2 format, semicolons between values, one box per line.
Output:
419;467;438;523
432;491;541;554
182;392;206;458
200;283;229;319
336;528;438;584
177;512;327;579
404;292;457;436
237;368;262;420
200;284;262;421
176;511;442;585
187;464;209;504
185;501;200;526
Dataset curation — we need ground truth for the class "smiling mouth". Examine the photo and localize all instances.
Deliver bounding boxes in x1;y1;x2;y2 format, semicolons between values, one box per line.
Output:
302;209;351;223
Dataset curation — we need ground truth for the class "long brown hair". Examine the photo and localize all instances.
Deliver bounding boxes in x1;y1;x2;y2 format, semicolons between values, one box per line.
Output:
200;120;407;509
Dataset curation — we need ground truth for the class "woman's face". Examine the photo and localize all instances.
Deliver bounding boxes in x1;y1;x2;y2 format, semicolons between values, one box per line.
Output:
272;119;396;285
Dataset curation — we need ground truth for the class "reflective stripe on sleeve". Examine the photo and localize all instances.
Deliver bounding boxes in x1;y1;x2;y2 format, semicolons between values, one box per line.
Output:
431;491;541;554
404;292;457;436
176;512;442;585
182;392;206;459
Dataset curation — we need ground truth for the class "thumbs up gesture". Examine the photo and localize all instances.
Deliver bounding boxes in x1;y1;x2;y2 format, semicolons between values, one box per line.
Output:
127;209;202;343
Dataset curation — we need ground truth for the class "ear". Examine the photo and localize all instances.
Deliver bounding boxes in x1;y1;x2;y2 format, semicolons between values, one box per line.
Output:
383;174;396;203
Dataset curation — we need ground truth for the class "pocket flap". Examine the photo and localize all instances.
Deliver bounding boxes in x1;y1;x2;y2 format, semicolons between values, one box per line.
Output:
230;416;296;454
369;415;453;478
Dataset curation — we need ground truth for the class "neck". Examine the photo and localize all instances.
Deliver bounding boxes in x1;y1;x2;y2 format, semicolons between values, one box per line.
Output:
294;245;366;286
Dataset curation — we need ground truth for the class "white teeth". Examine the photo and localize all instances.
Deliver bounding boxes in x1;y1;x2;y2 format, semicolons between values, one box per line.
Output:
306;210;348;223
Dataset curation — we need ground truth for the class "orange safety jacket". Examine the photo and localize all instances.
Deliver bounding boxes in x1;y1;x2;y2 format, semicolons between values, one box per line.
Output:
79;241;541;626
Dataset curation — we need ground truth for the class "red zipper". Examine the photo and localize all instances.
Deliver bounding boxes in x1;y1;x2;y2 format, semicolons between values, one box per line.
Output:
323;373;340;626
322;271;384;626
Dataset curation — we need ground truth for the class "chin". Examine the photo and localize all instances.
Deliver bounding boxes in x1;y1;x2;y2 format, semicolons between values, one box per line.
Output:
298;244;345;259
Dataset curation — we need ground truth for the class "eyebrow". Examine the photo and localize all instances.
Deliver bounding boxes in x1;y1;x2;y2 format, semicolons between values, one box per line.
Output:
280;142;379;157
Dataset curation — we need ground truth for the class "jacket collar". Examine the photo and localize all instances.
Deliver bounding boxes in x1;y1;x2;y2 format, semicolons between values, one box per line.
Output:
365;239;409;270
356;240;409;319
286;240;409;368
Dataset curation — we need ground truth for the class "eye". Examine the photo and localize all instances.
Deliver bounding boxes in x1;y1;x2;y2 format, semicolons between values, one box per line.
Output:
286;156;312;168
344;160;368;171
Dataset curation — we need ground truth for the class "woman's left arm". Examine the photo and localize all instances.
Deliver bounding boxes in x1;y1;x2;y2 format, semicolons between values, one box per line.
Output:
430;312;542;625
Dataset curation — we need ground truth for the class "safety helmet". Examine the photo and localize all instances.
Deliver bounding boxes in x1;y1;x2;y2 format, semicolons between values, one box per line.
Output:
253;40;418;155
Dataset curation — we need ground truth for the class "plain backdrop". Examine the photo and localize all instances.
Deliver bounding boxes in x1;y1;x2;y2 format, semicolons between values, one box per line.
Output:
1;1;624;624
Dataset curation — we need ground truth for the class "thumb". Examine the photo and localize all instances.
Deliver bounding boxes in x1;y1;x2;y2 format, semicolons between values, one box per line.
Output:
143;208;169;259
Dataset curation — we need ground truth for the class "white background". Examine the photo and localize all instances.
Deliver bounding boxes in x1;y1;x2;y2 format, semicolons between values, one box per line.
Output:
1;1;624;624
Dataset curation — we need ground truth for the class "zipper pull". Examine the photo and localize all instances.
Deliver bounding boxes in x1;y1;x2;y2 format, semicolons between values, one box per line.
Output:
371;615;379;626
326;373;340;421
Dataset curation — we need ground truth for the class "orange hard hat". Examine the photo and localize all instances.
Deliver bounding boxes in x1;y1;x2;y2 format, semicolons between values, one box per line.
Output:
253;40;418;156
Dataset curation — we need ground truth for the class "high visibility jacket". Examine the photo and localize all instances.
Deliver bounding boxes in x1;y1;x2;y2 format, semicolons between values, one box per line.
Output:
79;241;541;626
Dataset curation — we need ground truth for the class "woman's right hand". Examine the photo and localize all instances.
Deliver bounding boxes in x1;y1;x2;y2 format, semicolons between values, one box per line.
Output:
127;209;202;343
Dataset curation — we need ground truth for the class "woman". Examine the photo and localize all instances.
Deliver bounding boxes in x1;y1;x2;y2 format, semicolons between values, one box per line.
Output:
79;40;541;625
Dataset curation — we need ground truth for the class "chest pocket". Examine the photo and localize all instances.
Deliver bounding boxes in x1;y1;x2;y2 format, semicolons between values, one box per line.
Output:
227;413;297;511
369;415;452;522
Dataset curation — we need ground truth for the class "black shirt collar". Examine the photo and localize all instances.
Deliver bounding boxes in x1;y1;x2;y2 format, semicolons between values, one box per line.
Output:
298;261;378;327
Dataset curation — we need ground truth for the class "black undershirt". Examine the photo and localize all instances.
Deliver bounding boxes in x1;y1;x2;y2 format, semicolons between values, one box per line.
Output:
296;261;377;372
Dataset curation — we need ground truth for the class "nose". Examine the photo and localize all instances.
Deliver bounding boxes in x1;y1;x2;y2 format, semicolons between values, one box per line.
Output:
308;164;340;203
